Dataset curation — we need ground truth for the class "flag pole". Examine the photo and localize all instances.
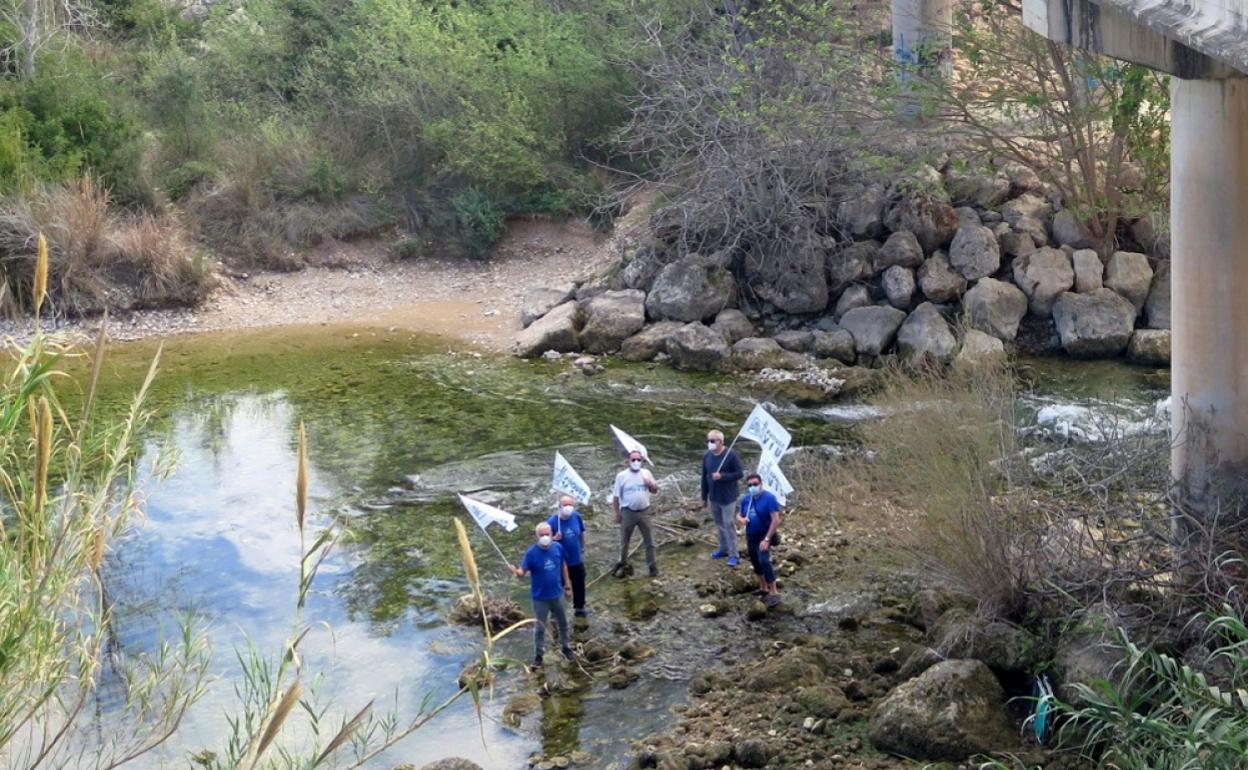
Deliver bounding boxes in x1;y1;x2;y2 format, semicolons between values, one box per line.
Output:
715;431;742;474
479;526;512;568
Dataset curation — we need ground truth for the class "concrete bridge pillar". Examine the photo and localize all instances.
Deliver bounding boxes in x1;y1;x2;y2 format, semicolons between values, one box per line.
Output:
891;0;953;117
1170;76;1248;524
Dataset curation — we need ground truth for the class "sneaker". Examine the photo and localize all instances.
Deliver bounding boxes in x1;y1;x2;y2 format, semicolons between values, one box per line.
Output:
649;567;660;577
710;550;728;559
727;556;739;568
533;654;544;667
574;608;590;618
561;647;576;661
751;589;766;597
764;593;782;607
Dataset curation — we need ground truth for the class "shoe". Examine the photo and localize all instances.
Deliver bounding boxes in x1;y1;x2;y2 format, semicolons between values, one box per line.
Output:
764;593;782;607
574;608;590;618
727;556;739;568
649;567;659;577
612;562;629;578
752;589;766;597
533;654;544;667
710;550;727;559
561;647;576;661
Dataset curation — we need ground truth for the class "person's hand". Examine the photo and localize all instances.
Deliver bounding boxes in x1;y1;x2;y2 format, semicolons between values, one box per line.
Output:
565;585;572;597
737;516;748;527
760;539;770;552
712;472;722;481
509;564;523;577
614;512;622;524
554;532;563;540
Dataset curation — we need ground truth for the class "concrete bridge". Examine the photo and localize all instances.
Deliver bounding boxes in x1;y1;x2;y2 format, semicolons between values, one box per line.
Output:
892;0;1248;527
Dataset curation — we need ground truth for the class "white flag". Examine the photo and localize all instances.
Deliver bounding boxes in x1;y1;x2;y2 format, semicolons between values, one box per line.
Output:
757;454;794;506
552;451;592;504
738;404;791;465
609;424;653;466
458;494;518;533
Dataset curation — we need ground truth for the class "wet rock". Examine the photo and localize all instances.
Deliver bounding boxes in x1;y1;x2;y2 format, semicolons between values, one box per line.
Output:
1103;251;1154;312
1072;249;1104;293
867;660;1015;761
876;231;925;272
699;602;725;618
513;301;581;357
645;257;736;323
948;225;1001;281
684;742;732;770
812;328;856;364
521;284;576;328
964;278;1027;341
746;601;769;621
710;308;756;344
953;329;1005;372
744;648;829;691
654;751;689;770
608;665;639;689
930;608;1043;675
619;321;684;362
773;329;815;353
1052;289;1136;358
448;594;525;632
1128;329;1171;365
834;285;872;318
885;195;959;253
827;241;879;293
416;759;484;770
667;323;731;372
618;640;654;661
881;266;916;309
837;184;888;239
1145;261;1170;329
896;302;956;366
732;337;808;371
580;639;615;663
1012;247;1074;317
916;252;966;303
745;242;830;314
502;692;541;727
733;740;770;769
1051;209;1092;248
841;306;907;357
579;290;646;354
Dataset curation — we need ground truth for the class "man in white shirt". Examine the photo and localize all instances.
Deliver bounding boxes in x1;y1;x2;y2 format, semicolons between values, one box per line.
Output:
612;449;660;577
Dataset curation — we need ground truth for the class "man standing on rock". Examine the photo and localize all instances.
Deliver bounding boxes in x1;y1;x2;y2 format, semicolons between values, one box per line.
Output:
612;449;660;578
509;522;575;666
737;473;782;606
548;494;589;617
701;429;743;567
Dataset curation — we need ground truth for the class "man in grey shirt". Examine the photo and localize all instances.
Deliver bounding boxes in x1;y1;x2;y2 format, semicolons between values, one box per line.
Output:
612;450;660;577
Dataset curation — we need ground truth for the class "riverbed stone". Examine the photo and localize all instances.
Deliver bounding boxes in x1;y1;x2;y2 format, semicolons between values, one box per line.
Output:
953;329;1006;372
1052;289;1137;358
745;242;829;314
773;329;815;353
964;278;1027;341
1051;209;1092;248
1128;329;1171;365
948;225;1001;281
416;759;484;770
513;301;581;357
917;252;967;303
619;321;684;362
732;337;808;371
733;740;770;769
876;231;925;272
827;241;879;293
841;306;907;357
645;256;736;322
882;265;916;309
1145;261;1170;329
837;184;888;239
709;308;755;344
897;303;956;366
812;329;856;364
1104;251;1154;312
1012;247;1074;317
667;322;731;372
885;195;960;253
868;660;1015;761
834;285;872;318
520;284;576;328
579;289;646;353
1072;249;1104;293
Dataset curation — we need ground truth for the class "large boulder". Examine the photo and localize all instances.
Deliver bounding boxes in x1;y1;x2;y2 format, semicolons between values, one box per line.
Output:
813;328;856;364
1103;251;1154;313
619;248;665;291
513;301;581;357
997;227;1036;260
964;279;1027;341
896;303;957;366
827;241;879;293
837;184;888;239
834;285;872;318
930;608;1044;675
1001;193;1052;227
667;323;731;371
1072;249;1104;293
953;329;1006;372
773;329;815;353
520;283;576;328
885;195;959;254
917;252;967;303
868;660;1015;761
744;243;829;314
882;266;916;309
1012;247;1074;317
1052;289;1137;358
1131;212;1170;259
1051;209;1093;248
1128;329;1171;365
944;166;1010;208
710;308;756;344
580;290;646;354
841;306;907;357
1053;603;1136;706
619;321;684;362
732;337;808;371
645;257;736;322
1145;261;1170;329
876;231;925;272
1012;216;1050;247
948;225;1001;281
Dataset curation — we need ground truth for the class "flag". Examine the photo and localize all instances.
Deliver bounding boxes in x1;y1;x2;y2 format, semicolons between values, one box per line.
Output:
609;424;653;466
552;451;592;504
458;494;518;533
738;404;791;465
758;453;794;505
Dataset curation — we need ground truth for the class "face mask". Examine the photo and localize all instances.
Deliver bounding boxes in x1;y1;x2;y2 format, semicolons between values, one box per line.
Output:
707;441;718;451
538;535;552;547
559;505;574;519
748;484;761;496
630;460;642;470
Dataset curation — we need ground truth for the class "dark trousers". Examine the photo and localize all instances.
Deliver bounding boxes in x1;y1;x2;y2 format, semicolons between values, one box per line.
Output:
568;562;587;610
746;533;775;584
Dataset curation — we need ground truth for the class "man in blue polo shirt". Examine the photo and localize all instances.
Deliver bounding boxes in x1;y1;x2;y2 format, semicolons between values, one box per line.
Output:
510;522;575;665
548;494;589;618
736;473;782;606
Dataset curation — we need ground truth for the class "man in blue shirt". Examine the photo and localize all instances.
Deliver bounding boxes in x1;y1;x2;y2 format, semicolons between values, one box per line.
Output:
548;494;589;618
510;522;575;665
736;473;782;606
701;429;744;567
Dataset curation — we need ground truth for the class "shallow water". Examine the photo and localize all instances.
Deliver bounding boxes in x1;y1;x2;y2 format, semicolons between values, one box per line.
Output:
83;329;1168;769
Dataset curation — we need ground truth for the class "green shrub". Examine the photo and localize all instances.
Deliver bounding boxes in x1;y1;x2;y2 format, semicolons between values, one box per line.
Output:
450;187;506;259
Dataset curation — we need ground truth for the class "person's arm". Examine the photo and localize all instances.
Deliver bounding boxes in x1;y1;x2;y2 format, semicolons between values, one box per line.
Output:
736;497;749;527
719;451;744;483
644;469;659;493
562;560;572;596
760;507;781;551
579;516;587;548
510;561;527;577
612;479;622;523
700;456;709;503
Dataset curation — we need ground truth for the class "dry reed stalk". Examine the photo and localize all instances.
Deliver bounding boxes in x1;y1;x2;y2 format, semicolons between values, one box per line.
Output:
452;518;489;644
33;232;47;318
33;395;51;518
313;700;374;767
252;680;302;766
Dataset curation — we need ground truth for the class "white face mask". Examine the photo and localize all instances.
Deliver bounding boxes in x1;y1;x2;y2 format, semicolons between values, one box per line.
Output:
629;460;642;471
559;505;574;519
538;535;552;547
707;441;718;451
748;484;761;496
